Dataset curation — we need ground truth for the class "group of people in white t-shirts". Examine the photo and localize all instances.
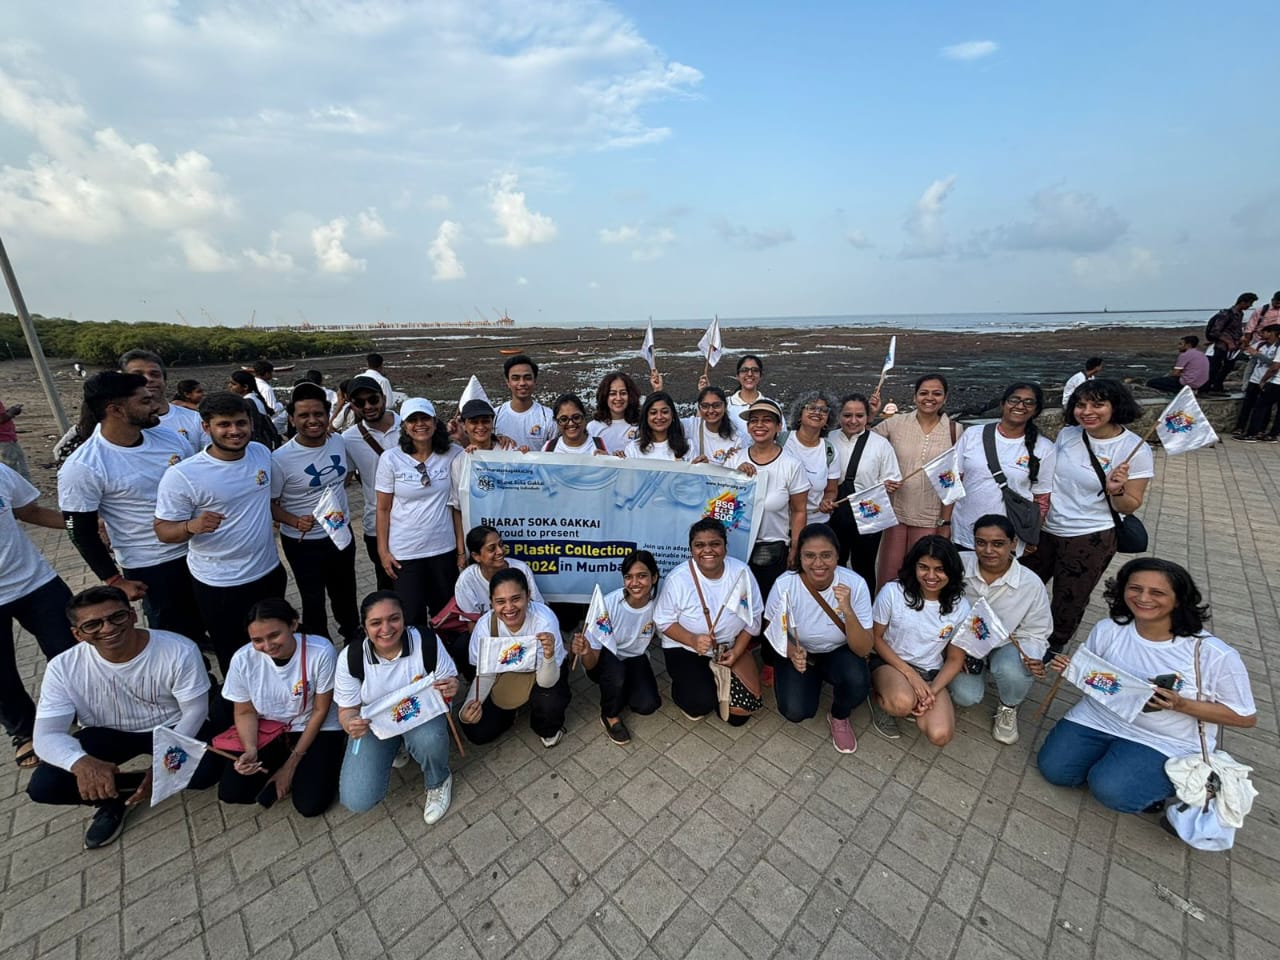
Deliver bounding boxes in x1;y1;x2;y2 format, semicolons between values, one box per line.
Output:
0;345;1256;851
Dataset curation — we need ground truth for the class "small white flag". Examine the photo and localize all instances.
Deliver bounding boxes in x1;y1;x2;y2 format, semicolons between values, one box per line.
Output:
923;446;966;506
698;315;723;368
764;589;792;657
849;482;899;534
583;584;616;654
312;485;353;550
1155;387;1219;455
730;565;755;629
458;375;489;408
640;318;656;371
477;634;540;674
880;335;897;377
362;674;448;740
1063;647;1154;723
951;598;1009;659
150;726;209;807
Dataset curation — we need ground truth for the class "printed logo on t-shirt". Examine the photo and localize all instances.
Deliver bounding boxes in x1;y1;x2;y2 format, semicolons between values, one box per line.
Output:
529;424;543;436
1095;454;1113;472
938;622;956;641
255;469;269;486
0;495;7;511
167;454;182;467
626;427;639;439
304;455;347;487
1014;453;1031;469
291;678;306;698
177;428;189;438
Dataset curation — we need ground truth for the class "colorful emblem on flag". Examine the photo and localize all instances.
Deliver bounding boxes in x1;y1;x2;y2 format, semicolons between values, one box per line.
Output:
391;696;422;724
499;641;530;666
162;745;188;773
1083;671;1122;695
856;499;882;520
936;469;958;489
1163;410;1195;433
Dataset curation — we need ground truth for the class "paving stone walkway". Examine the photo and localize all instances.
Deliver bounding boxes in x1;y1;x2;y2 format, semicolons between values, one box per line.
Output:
0;441;1275;960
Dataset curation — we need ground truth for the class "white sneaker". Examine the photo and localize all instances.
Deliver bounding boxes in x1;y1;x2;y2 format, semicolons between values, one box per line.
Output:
992;704;1019;745
392;745;411;769
540;728;565;749
423;775;453;825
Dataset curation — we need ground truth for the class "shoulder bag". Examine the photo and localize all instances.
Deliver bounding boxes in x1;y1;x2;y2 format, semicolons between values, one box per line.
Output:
212;635;309;752
981;423;1041;546
1080;432;1148;553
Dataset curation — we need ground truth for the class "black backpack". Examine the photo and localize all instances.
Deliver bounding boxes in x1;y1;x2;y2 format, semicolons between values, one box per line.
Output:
346;625;438;682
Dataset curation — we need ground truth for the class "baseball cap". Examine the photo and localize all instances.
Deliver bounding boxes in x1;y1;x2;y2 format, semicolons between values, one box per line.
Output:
401;398;437;419
347;375;383;396
460;398;496;419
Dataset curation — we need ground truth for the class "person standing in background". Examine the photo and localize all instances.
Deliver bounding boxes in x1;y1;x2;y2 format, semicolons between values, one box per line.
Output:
120;350;204;457
357;353;395;408
1203;292;1257;395
341;377;400;590
0;398;29;480
1061;357;1103;409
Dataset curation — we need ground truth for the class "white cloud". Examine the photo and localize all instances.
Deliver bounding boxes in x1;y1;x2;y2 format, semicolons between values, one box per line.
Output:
427;193;451;211
1071;247;1161;286
243;230;295;272
846;229;872;249
901;175;956;258
311;217;366;273
516;275;529;285
942;41;998;61
599;222;675;260
714;218;794;250
588;280;599;289
599;225;639;244
176;229;235;272
989;187;1127;253
357;206;389;240
490;173;557;247
428;219;465;281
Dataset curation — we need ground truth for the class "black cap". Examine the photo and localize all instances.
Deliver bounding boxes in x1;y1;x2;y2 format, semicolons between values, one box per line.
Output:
460;398;495;419
347;375;383;396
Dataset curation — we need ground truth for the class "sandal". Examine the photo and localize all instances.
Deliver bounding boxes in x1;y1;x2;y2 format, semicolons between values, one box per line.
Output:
13;737;38;769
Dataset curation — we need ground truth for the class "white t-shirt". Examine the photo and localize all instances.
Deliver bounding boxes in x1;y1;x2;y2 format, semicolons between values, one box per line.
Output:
1065;620;1255;757
622;438;690;461
58;425;192;570
727;448;809;543
950;426;1056;549
342;415;400;538
542;435;606;456
36;630;209;732
467;601;567;667
872;581;971;671
158;404;205;457
960;553;1053;659
1248;341;1280;385
0;465;58;604
246;394;268;417
1042;427;1155;538
726;390;775;424
827;430;901;493
494;401;556;450
154;442;279;587
1062;372;1089;409
587;419;639;453
270;435;351;541
374;446;463;559
334;627;459;708
454;559;545;614
587;588;659;659
682;416;746;466
765;570;872;654
783;433;835;524
255;377;286;429
222;634;341;731
654;557;763;649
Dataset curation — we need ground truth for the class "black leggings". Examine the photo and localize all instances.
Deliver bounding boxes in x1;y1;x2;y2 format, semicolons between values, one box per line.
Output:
394;550;459;630
460;662;572;743
587;648;661;719
217;729;345;818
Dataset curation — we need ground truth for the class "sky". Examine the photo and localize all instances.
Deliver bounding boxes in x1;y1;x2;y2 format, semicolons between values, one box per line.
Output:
1;0;1278;329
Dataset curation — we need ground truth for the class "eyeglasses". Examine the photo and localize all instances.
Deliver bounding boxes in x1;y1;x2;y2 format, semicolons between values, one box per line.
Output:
699;402;725;412
1004;397;1037;408
803;403;830;414
75;609;132;634
414;462;432;487
556;414;584;425
349;395;380;408
738;367;761;375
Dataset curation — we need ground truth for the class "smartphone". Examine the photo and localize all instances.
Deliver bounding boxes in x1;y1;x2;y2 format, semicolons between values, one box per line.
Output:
256;782;278;809
1142;673;1178;712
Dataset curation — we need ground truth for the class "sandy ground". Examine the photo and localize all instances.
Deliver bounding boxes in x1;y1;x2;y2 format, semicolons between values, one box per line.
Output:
1;322;1190;496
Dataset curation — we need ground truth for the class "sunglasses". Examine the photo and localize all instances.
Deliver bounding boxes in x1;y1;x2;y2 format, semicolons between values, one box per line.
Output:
414;463;432;487
75;609;132;634
349;394;381;408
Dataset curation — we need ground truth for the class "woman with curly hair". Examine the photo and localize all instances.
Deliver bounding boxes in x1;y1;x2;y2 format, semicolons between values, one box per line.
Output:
623;392;690;461
587;372;642;453
783;390;837;525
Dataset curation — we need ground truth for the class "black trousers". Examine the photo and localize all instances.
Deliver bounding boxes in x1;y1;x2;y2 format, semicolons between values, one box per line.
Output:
364;534;394;592
27;722;223;806
1;576;75;740
460;662;572;743
1247;383;1280;436
1207;345;1234;391
217;729;345;817
394;550;459;630
664;646;718;718
587;648;661;719
280;536;359;644
750;545;788;667
829;514;882;596
192;564;288;674
123;556;207;646
1146;375;1184;395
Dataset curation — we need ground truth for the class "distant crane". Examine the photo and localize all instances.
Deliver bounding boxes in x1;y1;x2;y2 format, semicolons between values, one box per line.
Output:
199;306;216;325
174;309;190;326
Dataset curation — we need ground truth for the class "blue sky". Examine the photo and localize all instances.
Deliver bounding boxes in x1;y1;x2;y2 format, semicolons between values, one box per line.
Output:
1;1;1277;328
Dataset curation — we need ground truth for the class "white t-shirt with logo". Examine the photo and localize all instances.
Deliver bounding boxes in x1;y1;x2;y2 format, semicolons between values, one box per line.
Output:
454;559;545;614
587;419;639;453
542;435;605;456
467;601;567;667
783;434;835;524
765;570;872;654
622;438;690;461
1043;427;1155;538
950;426;1056;549
154;442;279;587
58;425;191;569
222;634;341;731
586;588;659;659
654;557;763;649
270;435;351;542
0;464;58;605
1065;620;1255;757
682;417;746;466
334;627;459;708
726;448;809;544
159;404;205;456
495;401;556;450
374;446;463;560
341;415;400;538
872;581;971;672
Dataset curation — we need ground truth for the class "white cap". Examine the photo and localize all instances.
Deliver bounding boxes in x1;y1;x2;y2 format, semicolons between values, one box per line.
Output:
401;397;436;419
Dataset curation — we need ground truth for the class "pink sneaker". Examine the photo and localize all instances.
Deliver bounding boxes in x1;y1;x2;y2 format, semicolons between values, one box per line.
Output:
828;713;858;754
761;665;775;687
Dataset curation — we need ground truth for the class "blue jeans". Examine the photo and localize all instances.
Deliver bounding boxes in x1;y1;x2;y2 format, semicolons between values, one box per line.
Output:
339;714;451;813
948;643;1034;708
1037;719;1174;813
774;645;871;722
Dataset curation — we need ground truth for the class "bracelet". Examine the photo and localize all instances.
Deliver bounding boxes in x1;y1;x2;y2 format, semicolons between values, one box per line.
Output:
185;519;195;536
105;574;124;586
290;748;306;758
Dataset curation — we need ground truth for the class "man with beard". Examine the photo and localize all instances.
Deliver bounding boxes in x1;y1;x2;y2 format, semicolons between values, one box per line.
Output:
341;376;400;590
58;372;205;645
271;383;358;643
155;393;285;672
120;350;204;456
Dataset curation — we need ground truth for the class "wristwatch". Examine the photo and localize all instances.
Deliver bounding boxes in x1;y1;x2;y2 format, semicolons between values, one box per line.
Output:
937;520;951;527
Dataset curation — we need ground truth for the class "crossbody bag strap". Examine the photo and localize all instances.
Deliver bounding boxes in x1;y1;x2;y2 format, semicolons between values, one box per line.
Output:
799;573;846;634
1191;635;1209;765
688;559;716;635
356;420;386;456
841;431;870;489
949;417;957;445
1080;432;1125;527
981;423;1011;489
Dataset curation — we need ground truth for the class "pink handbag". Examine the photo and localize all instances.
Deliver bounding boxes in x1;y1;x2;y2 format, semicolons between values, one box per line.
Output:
211;635;308;752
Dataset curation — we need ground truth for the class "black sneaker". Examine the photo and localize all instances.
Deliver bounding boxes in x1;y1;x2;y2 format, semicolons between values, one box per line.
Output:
1239;435;1262;443
84;800;128;850
600;716;631;746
